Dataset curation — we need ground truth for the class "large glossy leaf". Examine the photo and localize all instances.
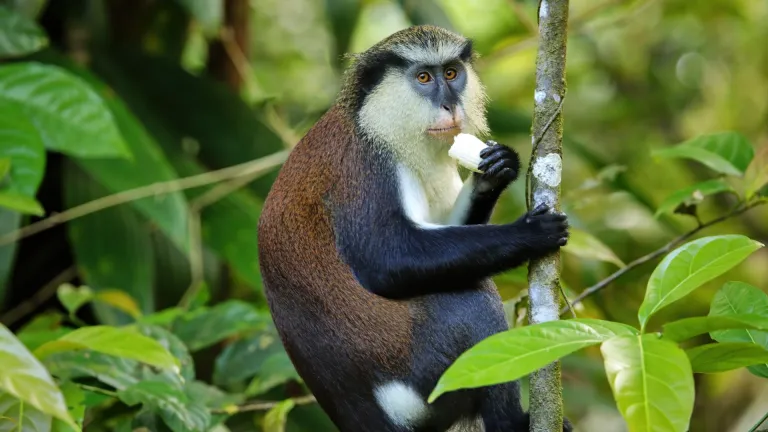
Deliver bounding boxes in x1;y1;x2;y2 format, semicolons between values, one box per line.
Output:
117;381;211;432
172;300;270;351
638;235;763;330
0;324;75;427
709;282;768;378
428;319;638;402
662;315;768;343
0;189;43;215
652;132;755;176
0;392;51;432
0;62;129;159
0;108;45;197
31;50;190;252
63;161;155;323
654;179;735;218
34;325;179;372
601;335;694;432
0;6;48;58
687;342;768;373
562;228;625;267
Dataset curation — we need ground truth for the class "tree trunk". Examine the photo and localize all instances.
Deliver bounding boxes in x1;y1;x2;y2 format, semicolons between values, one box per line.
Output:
526;0;570;431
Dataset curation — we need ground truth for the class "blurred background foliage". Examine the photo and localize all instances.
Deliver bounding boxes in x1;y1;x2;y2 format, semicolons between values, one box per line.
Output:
0;0;767;430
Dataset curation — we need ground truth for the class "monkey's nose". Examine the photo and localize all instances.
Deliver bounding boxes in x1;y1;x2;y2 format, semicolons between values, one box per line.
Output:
441;104;453;113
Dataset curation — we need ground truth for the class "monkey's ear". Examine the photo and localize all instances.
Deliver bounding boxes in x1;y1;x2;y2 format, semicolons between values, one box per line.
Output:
357;52;406;97
460;39;474;63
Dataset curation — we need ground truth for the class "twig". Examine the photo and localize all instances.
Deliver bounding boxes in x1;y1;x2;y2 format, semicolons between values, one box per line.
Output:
1;266;77;326
561;200;767;315
0;150;290;248
212;394;316;414
76;383;117;398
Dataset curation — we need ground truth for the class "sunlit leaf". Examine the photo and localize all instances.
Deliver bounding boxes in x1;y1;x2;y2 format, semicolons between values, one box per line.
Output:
709;282;768;378
0;6;48;58
35;326;179;372
601;335;694;432
744;145;768;198
0;324;76;427
263;399;296;432
0;62;130;159
428;319;638;402
139;308;185;327
662;315;768;343
654;179;735;218
638;235;763;330
43;350;139;390
0;189;43;215
0;392;51;432
93;289;143;319
562;228;625;267
134;324;195;382
687;342;768;373
172;300;270;351
652;132;754;176
56;284;94;317
118;380;211;432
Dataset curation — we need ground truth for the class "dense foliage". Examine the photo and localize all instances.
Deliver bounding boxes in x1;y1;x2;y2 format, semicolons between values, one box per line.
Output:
0;0;766;431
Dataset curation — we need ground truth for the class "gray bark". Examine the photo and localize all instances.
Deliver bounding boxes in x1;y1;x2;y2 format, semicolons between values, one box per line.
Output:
526;0;570;431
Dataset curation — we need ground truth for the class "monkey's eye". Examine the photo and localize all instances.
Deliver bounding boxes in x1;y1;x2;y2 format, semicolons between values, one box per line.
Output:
444;68;458;81
416;71;432;83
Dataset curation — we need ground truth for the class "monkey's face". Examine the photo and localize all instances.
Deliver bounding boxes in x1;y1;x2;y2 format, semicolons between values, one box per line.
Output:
357;39;489;153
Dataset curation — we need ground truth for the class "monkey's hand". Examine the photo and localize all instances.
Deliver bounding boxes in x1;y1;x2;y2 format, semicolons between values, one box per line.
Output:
514;203;569;257
473;141;520;195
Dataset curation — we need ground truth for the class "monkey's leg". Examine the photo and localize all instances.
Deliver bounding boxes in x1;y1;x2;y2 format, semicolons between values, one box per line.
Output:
478;381;528;432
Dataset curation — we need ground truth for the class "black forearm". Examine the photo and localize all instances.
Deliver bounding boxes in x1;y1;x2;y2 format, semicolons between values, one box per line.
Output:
463;190;502;225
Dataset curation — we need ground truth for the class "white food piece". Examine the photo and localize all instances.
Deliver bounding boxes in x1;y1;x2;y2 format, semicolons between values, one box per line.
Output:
448;133;488;173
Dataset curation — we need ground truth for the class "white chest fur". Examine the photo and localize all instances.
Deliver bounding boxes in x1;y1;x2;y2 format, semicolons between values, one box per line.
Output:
397;162;473;228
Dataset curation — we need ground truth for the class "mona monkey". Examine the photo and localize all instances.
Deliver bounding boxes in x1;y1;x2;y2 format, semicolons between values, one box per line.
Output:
258;25;571;432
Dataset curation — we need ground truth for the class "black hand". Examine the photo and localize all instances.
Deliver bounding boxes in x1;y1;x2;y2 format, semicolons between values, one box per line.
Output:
474;141;520;195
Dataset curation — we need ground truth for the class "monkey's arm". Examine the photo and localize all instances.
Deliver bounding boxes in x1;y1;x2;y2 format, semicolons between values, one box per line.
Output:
334;200;566;300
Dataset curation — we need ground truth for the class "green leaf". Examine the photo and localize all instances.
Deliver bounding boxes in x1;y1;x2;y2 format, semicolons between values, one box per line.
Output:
117;381;211;432
744;145;768;198
638;235;763;330
428;319;638;402
63;161;155;323
601;335;694;432
652;132;755;176
0;392;52;432
43;351;139;390
662;314;768;343
0;209;20;299
562;228;625;267
35;325;179;372
0;158;10;180
687;342;768;373
654;179;735;218
0;189;43;215
0;6;48;58
93;289;143;319
173;0;222;35
172;300;270;351
0;323;76;427
244;351;300;397
709;282;768;378
51;382;85;432
134;324;195;382
139;308;185;327
0;62;129;159
263;399;296;432
324;0;362;64
56;284;94;317
0;108;45;196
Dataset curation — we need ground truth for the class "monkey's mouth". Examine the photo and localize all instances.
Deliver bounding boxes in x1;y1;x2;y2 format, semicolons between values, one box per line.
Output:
427;125;461;137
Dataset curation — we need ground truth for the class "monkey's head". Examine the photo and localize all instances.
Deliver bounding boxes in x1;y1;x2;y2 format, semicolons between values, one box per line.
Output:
341;25;489;156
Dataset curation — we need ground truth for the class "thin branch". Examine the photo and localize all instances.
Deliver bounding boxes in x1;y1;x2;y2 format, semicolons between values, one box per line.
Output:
1;266;77;326
749;409;768;432
212;394;316;414
561;200;767;315
0;150;290;248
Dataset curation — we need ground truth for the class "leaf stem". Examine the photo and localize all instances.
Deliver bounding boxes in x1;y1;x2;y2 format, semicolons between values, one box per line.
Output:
561;200;766;316
749;410;768;432
212;394;316;415
76;383;118;398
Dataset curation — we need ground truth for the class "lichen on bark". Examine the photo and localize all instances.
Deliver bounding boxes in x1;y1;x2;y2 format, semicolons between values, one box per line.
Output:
526;0;570;431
